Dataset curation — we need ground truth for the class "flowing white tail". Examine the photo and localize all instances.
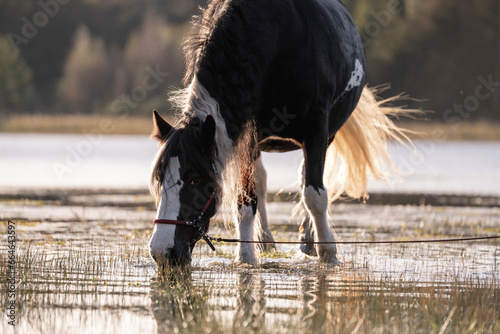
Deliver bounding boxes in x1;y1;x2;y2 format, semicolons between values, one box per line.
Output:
324;85;417;202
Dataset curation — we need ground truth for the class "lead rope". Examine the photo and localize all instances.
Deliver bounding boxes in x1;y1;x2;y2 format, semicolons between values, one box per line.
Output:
201;234;500;248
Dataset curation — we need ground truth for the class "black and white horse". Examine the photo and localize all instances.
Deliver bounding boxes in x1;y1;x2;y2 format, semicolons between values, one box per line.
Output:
149;0;409;266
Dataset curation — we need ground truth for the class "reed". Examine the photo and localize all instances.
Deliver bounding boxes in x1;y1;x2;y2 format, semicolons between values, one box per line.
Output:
1;238;498;333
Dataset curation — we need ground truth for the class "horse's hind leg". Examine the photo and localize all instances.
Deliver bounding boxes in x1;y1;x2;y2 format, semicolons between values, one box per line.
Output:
299;210;317;256
301;121;339;265
254;156;275;251
298;160;317;256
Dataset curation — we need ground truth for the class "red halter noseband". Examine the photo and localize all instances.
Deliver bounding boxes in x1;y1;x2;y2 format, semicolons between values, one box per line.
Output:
153;193;216;250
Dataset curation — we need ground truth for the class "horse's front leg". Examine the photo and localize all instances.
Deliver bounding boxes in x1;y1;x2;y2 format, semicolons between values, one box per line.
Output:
298;160;317;256
235;177;258;265
235;199;258;264
301;123;339;265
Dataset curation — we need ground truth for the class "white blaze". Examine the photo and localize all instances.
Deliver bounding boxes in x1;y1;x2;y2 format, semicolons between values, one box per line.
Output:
149;156;183;256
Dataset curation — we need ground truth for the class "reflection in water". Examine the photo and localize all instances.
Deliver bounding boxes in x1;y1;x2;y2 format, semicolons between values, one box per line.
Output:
298;271;369;332
149;260;500;333
149;270;267;333
148;266;375;333
149;268;219;333
232;273;266;331
301;275;326;327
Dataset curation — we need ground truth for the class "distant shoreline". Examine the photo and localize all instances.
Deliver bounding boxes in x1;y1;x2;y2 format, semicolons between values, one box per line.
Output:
1;114;500;141
1;187;499;208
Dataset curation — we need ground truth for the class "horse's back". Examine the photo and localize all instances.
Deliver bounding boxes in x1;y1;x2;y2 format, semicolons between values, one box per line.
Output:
254;0;366;143
196;0;366;144
231;0;365;87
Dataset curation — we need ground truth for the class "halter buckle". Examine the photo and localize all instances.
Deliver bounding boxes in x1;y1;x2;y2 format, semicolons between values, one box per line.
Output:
153;193;216;251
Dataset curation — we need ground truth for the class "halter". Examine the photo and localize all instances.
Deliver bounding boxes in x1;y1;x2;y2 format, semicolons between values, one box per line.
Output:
153;193;216;251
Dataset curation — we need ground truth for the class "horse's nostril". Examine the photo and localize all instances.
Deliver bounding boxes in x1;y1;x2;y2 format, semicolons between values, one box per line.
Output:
152;248;191;267
150;249;172;265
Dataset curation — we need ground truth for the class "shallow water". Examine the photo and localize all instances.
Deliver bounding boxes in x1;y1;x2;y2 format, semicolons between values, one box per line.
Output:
1;133;499;195
1;191;499;333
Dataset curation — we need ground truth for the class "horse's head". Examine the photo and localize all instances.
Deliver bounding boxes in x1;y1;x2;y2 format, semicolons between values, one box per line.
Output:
149;110;219;267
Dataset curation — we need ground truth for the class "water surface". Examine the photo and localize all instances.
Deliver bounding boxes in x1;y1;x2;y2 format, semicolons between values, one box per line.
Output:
1;194;499;333
1;134;499;195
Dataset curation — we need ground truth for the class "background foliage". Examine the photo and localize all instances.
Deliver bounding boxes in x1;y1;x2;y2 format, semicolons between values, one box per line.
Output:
0;0;499;121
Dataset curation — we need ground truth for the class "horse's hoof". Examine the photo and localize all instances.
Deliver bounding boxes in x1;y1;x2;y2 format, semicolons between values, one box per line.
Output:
318;255;340;266
235;249;258;265
257;234;276;252
299;230;317;256
317;245;338;265
299;243;317;256
258;242;276;252
235;257;258;266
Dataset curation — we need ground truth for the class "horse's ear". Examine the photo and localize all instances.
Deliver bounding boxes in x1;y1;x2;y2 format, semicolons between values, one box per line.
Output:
201;115;216;151
151;109;172;141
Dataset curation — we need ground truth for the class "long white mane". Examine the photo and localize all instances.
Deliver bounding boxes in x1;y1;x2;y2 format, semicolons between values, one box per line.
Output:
169;78;254;227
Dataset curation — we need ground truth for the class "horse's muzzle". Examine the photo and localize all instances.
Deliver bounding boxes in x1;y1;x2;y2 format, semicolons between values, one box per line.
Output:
152;247;192;267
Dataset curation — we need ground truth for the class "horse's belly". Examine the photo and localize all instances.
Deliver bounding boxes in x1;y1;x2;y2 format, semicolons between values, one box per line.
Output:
258;137;301;153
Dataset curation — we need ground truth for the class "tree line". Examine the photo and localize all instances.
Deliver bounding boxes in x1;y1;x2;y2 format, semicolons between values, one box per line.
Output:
1;0;499;121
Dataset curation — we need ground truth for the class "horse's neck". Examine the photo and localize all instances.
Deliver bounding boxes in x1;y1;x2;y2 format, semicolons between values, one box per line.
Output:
187;79;235;165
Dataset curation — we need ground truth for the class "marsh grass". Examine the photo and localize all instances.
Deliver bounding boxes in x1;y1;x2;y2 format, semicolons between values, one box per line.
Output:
313;275;499;333
395;120;500;141
0;114;160;135
1;242;151;310
2;114;500;141
2;237;498;333
1;193;499;333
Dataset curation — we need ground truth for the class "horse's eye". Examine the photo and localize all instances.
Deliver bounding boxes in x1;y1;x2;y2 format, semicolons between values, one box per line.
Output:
190;178;200;185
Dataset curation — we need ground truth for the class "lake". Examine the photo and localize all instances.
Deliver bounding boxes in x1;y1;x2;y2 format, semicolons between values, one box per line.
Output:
1;133;499;195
